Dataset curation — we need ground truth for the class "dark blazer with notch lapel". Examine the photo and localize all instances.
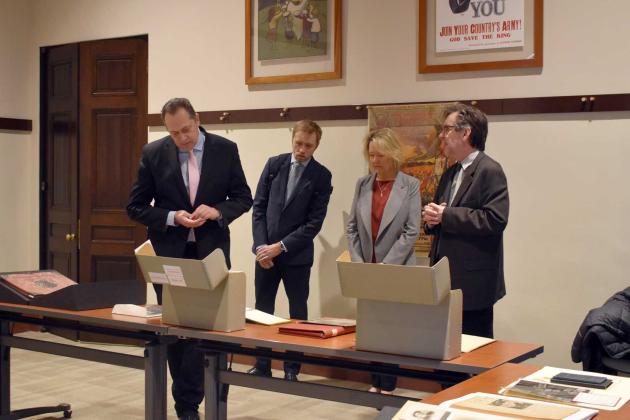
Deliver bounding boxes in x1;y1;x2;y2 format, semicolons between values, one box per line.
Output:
426;151;509;310
252;153;332;266
127;127;253;267
346;172;421;265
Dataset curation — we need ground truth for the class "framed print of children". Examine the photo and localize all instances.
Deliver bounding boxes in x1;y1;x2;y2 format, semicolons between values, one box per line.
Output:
257;0;327;60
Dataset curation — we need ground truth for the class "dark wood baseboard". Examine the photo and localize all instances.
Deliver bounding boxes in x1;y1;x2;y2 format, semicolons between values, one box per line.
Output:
148;93;630;127
0;117;32;132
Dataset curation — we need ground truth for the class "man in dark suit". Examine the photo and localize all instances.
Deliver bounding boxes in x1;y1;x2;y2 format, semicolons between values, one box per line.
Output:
423;103;509;339
247;120;333;381
127;98;252;420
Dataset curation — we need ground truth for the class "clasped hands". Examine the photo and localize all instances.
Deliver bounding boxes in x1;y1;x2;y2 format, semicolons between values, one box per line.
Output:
256;243;283;269
422;202;447;227
174;204;220;228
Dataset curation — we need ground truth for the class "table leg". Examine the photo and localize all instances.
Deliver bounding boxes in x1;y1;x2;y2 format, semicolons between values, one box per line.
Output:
218;353;227;420
204;352;228;420
0;321;10;416
145;339;168;420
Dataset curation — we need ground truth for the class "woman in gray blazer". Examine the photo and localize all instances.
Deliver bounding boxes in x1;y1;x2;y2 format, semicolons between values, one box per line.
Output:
346;128;421;394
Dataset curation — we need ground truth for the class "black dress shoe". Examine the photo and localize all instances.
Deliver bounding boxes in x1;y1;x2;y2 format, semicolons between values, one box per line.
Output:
178;411;200;420
247;367;272;377
284;372;299;381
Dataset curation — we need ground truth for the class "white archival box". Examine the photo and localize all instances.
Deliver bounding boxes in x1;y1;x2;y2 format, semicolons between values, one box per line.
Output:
134;240;245;332
337;251;462;360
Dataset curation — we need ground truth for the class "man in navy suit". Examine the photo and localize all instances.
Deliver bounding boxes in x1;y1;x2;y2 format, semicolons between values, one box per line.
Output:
127;98;252;420
248;120;333;381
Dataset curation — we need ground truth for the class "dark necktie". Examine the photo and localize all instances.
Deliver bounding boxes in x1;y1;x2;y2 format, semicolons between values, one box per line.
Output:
286;162;303;201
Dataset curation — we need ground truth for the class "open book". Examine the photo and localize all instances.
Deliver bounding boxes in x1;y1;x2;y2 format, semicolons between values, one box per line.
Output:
245;308;291;325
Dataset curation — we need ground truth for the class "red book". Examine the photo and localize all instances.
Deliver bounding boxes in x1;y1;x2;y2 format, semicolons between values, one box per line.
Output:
278;322;356;339
1;270;76;298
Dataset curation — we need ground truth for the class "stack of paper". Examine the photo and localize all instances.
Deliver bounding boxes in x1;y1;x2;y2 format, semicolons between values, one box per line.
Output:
112;304;162;318
516;366;630;411
302;317;356;327
501;379;620;408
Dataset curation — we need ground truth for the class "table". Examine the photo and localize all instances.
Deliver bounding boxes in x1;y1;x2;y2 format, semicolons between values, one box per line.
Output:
0;302;173;420
422;363;630;419
170;323;544;420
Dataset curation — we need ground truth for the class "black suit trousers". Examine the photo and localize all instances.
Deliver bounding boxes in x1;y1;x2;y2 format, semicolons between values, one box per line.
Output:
462;306;494;339
254;262;310;374
154;242;204;416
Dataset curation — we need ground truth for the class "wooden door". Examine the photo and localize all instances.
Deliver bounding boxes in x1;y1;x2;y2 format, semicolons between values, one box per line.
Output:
41;44;79;279
78;36;148;283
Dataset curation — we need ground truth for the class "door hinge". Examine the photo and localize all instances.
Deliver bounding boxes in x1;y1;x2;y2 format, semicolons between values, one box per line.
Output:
40;181;47;192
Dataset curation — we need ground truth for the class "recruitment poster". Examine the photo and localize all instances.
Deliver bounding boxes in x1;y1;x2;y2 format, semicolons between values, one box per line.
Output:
436;0;525;52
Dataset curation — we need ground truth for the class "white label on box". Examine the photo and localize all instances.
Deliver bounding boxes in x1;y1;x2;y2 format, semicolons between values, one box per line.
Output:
574;392;620;407
163;265;187;287
148;272;169;284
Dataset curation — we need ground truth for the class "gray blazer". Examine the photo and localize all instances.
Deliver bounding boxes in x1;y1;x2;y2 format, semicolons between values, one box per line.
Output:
346;172;421;265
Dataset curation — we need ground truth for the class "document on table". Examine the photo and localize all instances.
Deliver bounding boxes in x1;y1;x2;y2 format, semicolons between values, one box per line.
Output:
521;366;630;411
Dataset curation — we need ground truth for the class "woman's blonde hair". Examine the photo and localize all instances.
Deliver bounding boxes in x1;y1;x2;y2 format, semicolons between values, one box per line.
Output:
363;128;403;173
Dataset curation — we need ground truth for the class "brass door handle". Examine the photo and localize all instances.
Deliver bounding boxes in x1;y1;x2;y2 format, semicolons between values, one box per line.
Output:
65;233;76;241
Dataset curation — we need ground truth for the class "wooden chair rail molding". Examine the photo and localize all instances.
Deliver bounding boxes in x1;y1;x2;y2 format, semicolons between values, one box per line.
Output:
147;93;630;126
0;117;32;132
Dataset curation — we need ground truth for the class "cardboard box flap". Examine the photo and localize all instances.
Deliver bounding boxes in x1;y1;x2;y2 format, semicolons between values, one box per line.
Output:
134;240;228;290
336;251;451;305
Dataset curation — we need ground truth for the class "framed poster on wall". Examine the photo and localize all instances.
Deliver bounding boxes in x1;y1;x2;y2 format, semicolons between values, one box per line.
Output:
419;0;543;73
245;0;342;85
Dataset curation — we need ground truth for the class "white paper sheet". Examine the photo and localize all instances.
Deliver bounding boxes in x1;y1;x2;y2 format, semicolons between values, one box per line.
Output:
163;265;186;287
461;334;496;352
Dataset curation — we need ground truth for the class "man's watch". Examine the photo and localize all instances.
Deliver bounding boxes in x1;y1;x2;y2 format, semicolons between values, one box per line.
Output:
279;241;287;253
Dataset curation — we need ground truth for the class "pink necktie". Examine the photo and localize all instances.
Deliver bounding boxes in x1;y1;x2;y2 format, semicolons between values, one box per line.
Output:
188;150;200;205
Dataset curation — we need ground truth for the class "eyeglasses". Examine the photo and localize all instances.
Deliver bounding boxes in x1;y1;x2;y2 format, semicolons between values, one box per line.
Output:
439;124;458;135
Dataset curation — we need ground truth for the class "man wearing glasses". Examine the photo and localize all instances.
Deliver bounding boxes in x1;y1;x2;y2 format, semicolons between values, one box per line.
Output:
127;98;253;420
422;103;509;339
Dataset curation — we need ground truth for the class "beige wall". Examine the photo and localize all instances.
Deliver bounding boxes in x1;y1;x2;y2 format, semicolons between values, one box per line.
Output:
0;0;37;271
1;0;629;369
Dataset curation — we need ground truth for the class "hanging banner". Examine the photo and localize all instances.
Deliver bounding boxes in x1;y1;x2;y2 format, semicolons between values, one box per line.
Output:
368;103;455;255
436;0;525;53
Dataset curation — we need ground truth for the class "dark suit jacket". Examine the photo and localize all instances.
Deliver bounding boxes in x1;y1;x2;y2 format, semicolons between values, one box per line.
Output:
252;153;332;267
127;127;253;267
426;152;509;310
571;287;630;373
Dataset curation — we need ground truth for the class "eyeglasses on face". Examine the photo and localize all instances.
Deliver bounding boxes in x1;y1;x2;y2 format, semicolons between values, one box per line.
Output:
439;124;459;135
